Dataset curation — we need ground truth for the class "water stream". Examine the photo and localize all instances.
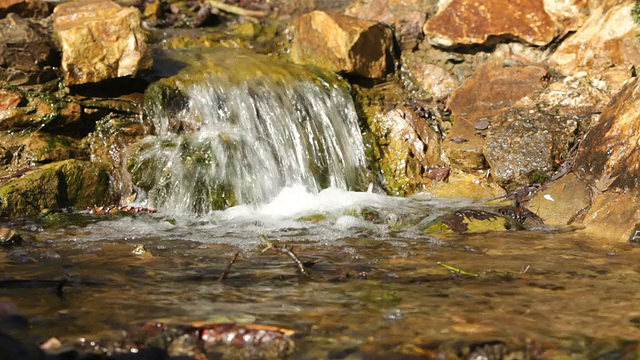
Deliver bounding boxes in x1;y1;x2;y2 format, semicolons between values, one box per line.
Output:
1;48;640;358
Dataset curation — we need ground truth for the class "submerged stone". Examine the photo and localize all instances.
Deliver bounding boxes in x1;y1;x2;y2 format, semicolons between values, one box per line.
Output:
423;208;516;233
0;159;110;218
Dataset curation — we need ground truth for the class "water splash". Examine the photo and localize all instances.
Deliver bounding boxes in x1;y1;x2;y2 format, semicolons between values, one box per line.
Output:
128;49;368;215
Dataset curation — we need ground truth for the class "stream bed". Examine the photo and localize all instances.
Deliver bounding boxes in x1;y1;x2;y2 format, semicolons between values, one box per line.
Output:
1;189;639;358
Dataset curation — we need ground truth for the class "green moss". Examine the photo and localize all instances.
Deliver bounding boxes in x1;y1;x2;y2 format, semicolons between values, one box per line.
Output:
0;160;110;218
297;214;327;222
632;1;640;25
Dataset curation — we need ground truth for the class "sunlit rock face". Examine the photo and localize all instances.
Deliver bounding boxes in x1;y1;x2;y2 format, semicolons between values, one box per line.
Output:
290;10;395;79
53;0;152;85
574;76;640;193
443;62;548;173
549;2;640;76
423;0;557;48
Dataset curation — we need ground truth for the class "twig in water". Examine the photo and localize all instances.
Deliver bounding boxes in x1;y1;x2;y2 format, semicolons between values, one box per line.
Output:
259;235;309;277
218;251;240;281
437;262;479;277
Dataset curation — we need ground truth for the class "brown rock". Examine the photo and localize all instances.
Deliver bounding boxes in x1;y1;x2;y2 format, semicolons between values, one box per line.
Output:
574;76;640;193
0;13;58;86
424;0;557;48
344;0;432;42
0;0;52;19
582;192;640;241
53;0;152;85
290;11;394;78
549;2;640;75
0;89;22;109
443;62;548;172
528;173;590;226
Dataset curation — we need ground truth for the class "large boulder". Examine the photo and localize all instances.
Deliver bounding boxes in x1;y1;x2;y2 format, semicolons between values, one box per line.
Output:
423;0;557;48
53;0;152;85
549;2;640;76
0;159;110;218
0;13;58;86
290;11;395;78
443;62;548;172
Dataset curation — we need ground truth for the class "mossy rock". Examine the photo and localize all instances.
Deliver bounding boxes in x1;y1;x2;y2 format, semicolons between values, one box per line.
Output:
0;159;110;218
423;209;519;234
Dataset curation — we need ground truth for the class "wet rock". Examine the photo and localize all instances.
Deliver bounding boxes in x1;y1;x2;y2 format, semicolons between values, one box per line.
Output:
427;169;505;200
483;105;579;191
53;0;153;85
344;0;433;43
369;106;441;196
290;10;395;78
0;159;110;218
549;2;640;75
423;0;557;48
443;62;548;172
528;173;590;226
0;13;58;86
0;89;23;110
573;76;640;193
423;208;518;233
0;0;53;19
582;192;640;241
0;227;22;246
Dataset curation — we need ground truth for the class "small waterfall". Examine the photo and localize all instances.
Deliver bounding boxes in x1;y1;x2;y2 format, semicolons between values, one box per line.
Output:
127;49;368;215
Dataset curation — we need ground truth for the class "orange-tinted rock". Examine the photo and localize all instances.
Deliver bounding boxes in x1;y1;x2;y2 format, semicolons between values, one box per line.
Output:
53;0;152;85
574;76;640;193
291;11;394;78
549;2;640;75
443;62;548;172
345;0;432;42
424;0;557;48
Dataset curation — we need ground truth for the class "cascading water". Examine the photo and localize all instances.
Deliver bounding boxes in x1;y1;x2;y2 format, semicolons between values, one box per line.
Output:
127;48;368;215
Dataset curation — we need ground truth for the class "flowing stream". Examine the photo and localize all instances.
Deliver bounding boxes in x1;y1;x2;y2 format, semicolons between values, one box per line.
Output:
1;48;640;358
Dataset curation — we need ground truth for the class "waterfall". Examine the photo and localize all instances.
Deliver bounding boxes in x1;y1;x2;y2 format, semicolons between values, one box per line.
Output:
127;49;368;215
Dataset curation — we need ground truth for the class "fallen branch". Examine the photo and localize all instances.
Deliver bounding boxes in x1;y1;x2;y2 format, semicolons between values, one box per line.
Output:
208;1;268;18
218;251;240;281
259;235;308;277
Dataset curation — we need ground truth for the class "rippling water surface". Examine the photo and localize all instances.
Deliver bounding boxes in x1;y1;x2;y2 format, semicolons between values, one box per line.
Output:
2;187;640;358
